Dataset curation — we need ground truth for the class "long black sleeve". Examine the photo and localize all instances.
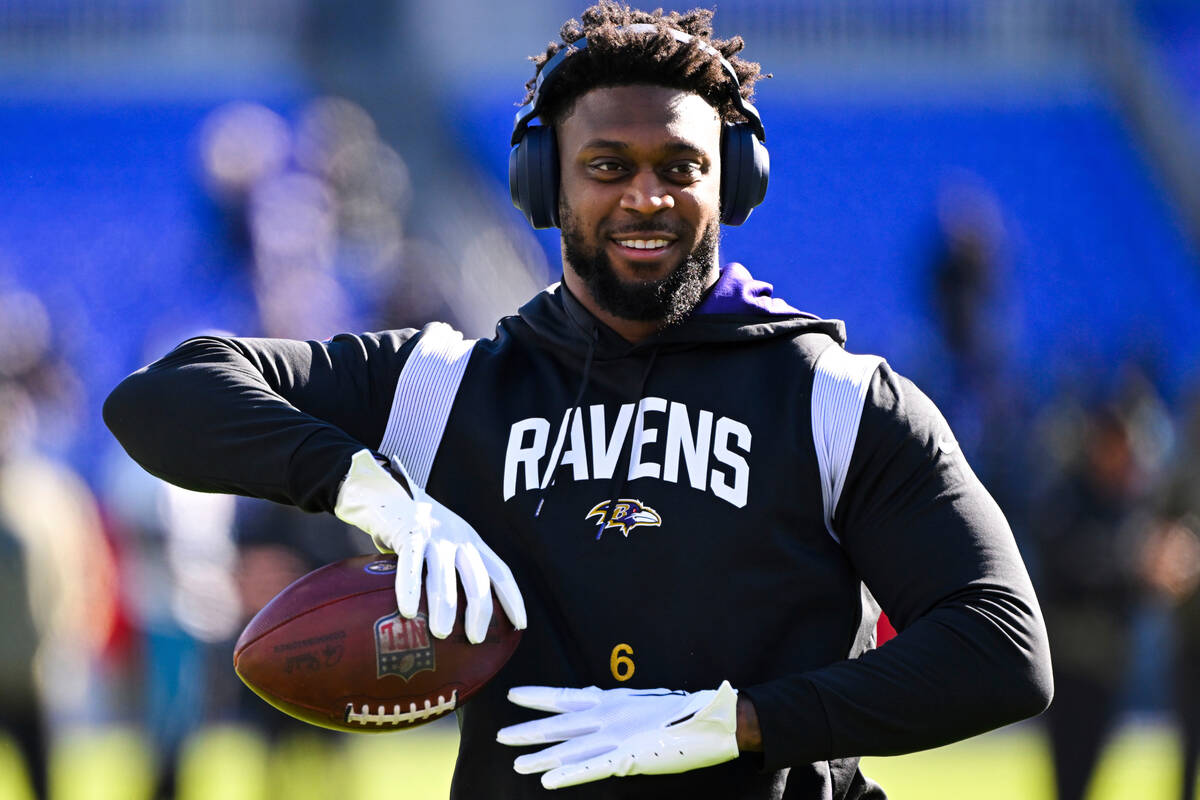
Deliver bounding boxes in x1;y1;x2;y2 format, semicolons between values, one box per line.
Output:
103;329;419;512
743;363;1053;769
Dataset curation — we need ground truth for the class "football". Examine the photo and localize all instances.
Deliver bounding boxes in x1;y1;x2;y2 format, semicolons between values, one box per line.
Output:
233;554;522;733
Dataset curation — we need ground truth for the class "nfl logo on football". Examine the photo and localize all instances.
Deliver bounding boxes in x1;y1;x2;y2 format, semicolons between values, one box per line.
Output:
374;612;435;680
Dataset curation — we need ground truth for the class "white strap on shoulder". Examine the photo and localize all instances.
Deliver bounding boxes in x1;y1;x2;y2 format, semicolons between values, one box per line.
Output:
811;345;883;544
377;322;476;490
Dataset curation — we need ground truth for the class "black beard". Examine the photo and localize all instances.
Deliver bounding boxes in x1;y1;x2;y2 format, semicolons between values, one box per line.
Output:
561;208;719;327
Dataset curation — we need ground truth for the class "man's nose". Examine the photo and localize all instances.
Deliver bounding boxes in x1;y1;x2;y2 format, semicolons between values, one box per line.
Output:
620;169;675;215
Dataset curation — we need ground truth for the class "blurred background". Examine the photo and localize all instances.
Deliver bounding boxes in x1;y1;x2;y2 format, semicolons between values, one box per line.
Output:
1;0;1199;798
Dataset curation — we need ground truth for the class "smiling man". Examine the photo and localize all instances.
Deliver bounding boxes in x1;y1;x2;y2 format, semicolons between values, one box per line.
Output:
104;3;1052;798
556;84;723;335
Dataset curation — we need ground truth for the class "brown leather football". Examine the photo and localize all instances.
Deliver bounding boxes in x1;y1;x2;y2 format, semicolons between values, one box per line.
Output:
233;554;522;732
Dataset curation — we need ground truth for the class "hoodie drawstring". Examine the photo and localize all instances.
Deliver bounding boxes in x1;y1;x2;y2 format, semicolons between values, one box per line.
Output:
534;327;599;518
597;345;659;536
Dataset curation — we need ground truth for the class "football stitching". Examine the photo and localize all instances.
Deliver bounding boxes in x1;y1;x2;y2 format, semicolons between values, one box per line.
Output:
344;690;459;726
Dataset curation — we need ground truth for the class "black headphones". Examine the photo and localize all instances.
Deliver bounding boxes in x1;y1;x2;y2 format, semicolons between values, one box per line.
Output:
509;24;769;229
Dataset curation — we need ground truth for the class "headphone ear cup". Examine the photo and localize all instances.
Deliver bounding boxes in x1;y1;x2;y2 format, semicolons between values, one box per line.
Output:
508;125;561;229
719;122;769;226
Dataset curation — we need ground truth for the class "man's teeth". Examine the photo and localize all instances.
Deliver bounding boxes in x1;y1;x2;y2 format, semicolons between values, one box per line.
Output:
617;239;670;250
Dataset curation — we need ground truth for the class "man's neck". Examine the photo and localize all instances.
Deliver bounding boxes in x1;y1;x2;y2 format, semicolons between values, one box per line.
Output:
559;269;657;343
560;265;720;344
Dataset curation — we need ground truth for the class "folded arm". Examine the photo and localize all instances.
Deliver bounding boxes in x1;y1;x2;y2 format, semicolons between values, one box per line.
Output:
104;329;526;637
741;363;1053;769
103;330;417;511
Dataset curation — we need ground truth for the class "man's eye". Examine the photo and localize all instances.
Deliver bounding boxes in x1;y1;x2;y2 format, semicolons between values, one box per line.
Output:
590;161;625;173
667;163;702;178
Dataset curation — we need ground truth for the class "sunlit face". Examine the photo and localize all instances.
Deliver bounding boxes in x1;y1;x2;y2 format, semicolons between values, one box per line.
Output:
556;85;723;325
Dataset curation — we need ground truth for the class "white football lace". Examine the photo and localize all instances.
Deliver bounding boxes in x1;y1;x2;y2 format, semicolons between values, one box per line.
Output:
344;689;458;726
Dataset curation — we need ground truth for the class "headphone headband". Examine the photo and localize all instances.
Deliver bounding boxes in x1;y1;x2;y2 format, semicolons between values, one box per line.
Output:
511;23;765;146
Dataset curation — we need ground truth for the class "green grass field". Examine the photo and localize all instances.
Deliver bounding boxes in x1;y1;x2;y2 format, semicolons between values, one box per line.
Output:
0;719;1191;800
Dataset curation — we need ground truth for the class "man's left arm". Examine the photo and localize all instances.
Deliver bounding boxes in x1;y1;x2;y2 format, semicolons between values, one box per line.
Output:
740;363;1053;770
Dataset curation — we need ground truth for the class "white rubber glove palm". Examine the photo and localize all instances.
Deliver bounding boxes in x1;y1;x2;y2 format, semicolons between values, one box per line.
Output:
496;681;740;790
334;449;526;643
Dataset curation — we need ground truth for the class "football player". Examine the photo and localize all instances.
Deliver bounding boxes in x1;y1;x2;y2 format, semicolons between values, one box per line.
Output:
105;3;1052;797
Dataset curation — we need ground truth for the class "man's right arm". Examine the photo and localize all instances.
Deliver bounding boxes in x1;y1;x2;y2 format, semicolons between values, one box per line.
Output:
103;330;418;513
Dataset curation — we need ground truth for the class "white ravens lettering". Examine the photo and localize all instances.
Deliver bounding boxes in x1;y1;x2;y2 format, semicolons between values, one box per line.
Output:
502;398;750;508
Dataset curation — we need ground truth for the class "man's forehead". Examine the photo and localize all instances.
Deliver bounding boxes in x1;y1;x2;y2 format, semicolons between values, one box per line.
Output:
558;85;721;147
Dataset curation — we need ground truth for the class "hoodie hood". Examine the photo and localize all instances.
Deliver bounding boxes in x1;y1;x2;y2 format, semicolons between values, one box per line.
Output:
513;262;846;359
694;261;805;316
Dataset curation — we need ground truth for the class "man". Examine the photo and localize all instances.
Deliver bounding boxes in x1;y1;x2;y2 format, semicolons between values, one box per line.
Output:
104;4;1052;797
1150;396;1200;800
1032;406;1156;800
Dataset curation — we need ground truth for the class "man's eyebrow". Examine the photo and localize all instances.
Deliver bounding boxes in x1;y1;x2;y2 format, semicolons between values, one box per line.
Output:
580;138;630;151
579;139;710;156
662;141;709;156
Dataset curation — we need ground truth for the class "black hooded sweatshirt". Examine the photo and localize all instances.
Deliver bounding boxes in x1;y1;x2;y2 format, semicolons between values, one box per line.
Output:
104;264;1052;799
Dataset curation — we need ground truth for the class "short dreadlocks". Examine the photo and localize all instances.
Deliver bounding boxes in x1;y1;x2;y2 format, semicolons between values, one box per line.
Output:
523;2;765;128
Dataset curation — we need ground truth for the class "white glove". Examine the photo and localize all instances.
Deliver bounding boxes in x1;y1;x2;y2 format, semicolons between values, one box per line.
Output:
334;448;526;643
496;681;740;790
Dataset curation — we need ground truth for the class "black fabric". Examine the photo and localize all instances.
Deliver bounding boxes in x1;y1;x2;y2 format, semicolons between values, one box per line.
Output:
104;330;420;512
746;366;1052;767
104;276;1050;799
1045;670;1121;800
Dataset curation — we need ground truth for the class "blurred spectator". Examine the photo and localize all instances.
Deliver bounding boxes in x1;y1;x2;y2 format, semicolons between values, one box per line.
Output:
930;174;1006;380
0;396;118;798
0;288;85;457
1033;401;1157;800
196;96;417;343
921;174;1030;534
1148;390;1200;800
0;282;117;799
102;446;242;800
196;101;292;251
0;382;46;799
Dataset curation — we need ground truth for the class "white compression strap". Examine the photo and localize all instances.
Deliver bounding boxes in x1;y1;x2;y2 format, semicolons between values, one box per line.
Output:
377;322;476;490
811;345;884;544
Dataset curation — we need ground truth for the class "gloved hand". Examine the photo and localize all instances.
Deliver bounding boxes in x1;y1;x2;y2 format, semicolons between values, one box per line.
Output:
334;448;527;643
496;681;740;789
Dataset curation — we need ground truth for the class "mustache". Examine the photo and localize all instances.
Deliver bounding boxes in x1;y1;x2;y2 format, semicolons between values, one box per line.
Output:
605;220;689;238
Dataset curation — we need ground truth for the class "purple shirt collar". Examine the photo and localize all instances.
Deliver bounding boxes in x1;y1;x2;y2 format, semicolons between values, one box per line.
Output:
696;263;803;316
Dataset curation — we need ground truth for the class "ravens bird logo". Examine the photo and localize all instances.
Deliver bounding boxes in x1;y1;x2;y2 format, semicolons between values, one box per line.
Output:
585;499;662;540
